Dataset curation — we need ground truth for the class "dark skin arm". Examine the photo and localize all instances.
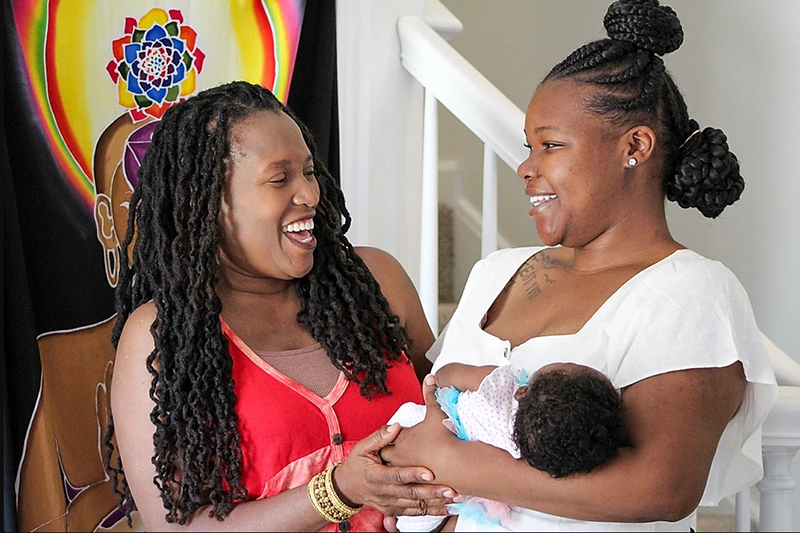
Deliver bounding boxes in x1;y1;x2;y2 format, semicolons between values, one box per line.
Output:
382;362;745;523
356;246;435;382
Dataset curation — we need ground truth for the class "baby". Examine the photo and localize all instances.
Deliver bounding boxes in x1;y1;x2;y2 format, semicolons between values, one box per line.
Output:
389;361;625;531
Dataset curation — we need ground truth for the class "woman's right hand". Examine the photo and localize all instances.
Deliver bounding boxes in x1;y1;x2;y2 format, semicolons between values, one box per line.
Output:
333;423;455;517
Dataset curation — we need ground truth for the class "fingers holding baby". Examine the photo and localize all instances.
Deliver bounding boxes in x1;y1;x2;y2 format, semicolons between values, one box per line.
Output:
336;422;455;517
378;374;459;480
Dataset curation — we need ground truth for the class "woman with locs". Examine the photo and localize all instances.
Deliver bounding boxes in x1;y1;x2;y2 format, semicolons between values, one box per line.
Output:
106;81;454;532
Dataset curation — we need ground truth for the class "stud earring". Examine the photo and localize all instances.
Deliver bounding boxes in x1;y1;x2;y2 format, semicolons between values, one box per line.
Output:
628;158;637;167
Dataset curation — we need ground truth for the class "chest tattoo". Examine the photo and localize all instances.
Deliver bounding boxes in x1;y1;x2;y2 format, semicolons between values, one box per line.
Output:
514;253;558;301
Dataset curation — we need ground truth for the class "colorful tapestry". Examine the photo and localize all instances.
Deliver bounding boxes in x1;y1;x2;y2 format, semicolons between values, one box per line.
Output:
7;1;306;531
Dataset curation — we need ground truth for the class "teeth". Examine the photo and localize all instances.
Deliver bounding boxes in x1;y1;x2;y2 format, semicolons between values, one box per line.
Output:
283;219;315;233
530;194;557;207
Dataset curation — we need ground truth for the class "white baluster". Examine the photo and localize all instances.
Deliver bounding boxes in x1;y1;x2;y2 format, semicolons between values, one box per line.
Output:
420;90;439;333
757;445;799;531
756;386;800;532
734;488;750;532
481;145;497;259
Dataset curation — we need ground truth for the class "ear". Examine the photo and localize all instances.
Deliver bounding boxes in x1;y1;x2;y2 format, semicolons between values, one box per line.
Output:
514;385;529;402
619;125;656;169
94;193;120;287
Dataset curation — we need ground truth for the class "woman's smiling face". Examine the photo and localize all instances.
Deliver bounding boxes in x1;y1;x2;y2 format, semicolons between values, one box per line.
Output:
518;79;633;248
217;109;320;282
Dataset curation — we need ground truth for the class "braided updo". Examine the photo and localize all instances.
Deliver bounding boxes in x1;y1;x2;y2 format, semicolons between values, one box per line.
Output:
544;0;743;218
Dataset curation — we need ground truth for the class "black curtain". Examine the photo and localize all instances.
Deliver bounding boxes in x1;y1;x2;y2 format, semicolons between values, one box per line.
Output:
4;125;42;533
4;1;47;528
288;0;339;184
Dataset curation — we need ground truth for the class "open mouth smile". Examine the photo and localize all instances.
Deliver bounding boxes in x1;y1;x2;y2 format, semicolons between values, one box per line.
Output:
282;218;316;247
529;194;558;208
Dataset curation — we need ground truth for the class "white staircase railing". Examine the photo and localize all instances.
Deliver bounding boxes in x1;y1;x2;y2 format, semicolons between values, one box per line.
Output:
755;336;800;532
758;386;800;531
398;15;527;332
397;11;800;532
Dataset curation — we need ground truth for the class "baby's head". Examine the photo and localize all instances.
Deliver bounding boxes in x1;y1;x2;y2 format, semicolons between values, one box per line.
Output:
513;363;624;478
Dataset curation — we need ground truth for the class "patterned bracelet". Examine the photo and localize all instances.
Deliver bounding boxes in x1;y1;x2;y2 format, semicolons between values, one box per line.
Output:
307;462;362;531
325;462;362;516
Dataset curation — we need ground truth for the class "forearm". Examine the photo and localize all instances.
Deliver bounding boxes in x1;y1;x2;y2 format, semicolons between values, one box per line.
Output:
140;485;330;532
434;364;496;391
431;439;696;523
387;366;738;525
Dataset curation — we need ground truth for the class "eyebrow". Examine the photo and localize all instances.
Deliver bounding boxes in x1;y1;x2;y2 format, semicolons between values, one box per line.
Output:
524;125;563;136
266;154;314;170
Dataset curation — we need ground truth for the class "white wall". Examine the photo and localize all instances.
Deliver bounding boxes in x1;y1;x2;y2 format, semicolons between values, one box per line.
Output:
337;0;426;285
437;0;800;526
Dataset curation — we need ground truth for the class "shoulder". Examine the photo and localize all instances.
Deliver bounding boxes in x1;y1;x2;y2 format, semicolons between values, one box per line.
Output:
355;246;406;276
110;303;159;430
354;246;417;319
114;301;158;369
477;364;523;395
354;247;435;361
354;246;413;296
122;301;158;337
610;250;770;387
477;246;546;275
460;246;546;295
637;249;748;307
616;249;755;327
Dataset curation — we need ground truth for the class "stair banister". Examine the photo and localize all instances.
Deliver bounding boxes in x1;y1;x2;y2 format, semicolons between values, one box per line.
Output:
420;90;440;332
482;146;498;259
757;386;800;531
398;14;527;325
398;16;527;171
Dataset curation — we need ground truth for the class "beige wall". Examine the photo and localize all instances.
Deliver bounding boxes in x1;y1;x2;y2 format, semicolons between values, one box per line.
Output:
438;0;800;365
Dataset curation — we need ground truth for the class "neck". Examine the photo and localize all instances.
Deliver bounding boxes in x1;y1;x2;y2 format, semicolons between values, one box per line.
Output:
569;203;681;273
216;265;297;304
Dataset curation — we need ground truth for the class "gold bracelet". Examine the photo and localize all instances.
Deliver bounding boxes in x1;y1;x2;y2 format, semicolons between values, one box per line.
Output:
307;465;360;525
308;471;337;522
325;462;362;517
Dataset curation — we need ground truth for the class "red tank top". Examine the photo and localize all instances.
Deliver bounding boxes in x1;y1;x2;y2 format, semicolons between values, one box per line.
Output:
222;319;424;532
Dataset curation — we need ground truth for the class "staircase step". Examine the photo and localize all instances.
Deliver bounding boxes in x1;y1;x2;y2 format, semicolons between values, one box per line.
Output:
439;203;455;303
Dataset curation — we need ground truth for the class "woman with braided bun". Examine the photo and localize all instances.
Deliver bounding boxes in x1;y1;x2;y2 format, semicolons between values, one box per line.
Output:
106;81;455;532
381;1;777;531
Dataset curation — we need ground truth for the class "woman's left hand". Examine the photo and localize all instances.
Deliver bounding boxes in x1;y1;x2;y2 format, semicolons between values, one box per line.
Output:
380;375;457;473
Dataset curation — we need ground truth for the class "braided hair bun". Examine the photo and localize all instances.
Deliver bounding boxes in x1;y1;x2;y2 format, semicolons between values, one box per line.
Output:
604;0;684;55
545;0;744;218
666;120;744;218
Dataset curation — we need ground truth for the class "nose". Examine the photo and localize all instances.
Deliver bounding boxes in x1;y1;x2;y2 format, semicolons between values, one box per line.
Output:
292;174;320;208
517;153;537;182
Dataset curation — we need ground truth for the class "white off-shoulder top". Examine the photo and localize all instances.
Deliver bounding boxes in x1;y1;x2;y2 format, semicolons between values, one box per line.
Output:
429;247;778;532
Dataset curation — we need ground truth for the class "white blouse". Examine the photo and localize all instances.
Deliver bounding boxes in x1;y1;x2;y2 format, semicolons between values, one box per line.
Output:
429;246;778;532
